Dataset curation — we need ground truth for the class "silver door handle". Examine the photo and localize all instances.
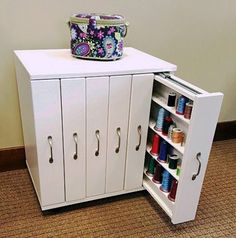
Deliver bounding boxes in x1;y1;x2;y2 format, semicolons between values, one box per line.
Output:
95;130;100;156
115;127;121;153
73;133;78;160
135;125;142;151
192;152;201;180
47;136;53;164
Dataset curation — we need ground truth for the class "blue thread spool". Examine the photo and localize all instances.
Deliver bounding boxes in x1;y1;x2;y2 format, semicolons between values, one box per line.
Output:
176;96;187;115
158;140;168;162
160;170;172;193
155;108;166;131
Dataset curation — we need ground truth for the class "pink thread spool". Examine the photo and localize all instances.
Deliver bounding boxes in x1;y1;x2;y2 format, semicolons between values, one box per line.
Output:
150;134;160;156
168;179;178;202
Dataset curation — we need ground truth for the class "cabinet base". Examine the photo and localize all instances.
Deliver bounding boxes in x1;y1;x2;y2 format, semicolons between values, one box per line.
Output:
27;159;144;211
41;187;145;211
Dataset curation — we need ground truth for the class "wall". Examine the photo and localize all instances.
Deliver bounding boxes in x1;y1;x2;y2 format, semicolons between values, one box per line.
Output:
0;0;235;148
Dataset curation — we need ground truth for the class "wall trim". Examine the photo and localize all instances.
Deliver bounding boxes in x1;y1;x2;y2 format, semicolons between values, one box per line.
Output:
214;120;236;141
0;121;235;172
0;146;26;172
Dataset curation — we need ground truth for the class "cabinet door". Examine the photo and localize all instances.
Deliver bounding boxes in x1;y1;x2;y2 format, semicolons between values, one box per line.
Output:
106;75;131;193
171;92;223;224
86;76;109;197
124;74;154;190
31;80;64;206
142;74;223;224
61;78;86;202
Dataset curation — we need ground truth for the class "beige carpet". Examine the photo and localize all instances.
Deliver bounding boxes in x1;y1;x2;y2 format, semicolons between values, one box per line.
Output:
0;139;236;237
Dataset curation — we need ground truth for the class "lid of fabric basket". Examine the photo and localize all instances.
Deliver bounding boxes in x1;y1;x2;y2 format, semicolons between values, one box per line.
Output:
70;13;125;25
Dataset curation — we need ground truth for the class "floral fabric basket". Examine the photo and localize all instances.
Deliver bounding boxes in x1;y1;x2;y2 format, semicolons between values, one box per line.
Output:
69;13;128;60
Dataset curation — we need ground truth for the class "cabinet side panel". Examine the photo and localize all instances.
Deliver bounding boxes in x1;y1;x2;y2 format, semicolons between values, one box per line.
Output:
31;80;65;206
14;56;41;201
86;77;109;197
172;93;223;224
61;78;86;202
125;74;154;190
106;75;132;193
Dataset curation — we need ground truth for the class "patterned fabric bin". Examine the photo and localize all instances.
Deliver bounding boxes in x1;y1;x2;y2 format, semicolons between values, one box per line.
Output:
69;13;128;60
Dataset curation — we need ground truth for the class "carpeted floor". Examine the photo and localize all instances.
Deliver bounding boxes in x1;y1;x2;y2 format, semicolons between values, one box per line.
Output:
0;139;235;237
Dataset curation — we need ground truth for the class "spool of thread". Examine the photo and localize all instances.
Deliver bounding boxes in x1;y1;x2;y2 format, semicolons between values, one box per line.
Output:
176;159;182;176
167;123;176;139
158;140;168;163
181;133;185;147
162;117;173;136
184;102;193;119
154;107;166;131
168;179;178;202
176;96;187;115
152;163;162;184
160;170;172;193
150;134;160;156
167;92;176;107
146;157;156;177
172;128;184;144
168;154;179;169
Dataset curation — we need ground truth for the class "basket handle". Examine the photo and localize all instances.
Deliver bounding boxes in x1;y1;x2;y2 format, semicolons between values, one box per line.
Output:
123;22;129;37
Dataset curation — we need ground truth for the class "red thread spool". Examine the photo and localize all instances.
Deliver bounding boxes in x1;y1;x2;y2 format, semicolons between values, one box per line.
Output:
168;179;178;202
162;117;173;136
152;163;162;184
150;134;160;156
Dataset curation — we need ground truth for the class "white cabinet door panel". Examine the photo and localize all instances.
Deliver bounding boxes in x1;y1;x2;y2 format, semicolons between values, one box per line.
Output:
86;77;109;197
31;80;64;206
106;75;131;193
125;74;154;190
172;93;223;224
61;78;86;202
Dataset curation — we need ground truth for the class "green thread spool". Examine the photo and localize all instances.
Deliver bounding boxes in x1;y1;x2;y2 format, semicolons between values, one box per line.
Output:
147;157;156;177
176;166;181;176
168;154;178;169
176;159;182;176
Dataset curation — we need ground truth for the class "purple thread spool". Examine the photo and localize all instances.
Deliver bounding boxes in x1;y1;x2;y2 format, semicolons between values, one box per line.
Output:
152;163;163;184
158;140;168;163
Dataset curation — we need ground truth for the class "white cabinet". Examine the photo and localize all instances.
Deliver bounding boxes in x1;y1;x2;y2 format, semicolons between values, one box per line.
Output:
15;47;223;224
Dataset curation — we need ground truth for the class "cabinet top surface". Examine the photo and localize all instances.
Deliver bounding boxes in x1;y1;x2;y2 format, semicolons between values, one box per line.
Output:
14;47;177;80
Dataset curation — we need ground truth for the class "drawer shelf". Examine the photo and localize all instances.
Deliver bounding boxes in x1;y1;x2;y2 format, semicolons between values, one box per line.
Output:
154;74;196;101
143;170;174;218
149;119;185;154
146;144;179;181
152;93;190;125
